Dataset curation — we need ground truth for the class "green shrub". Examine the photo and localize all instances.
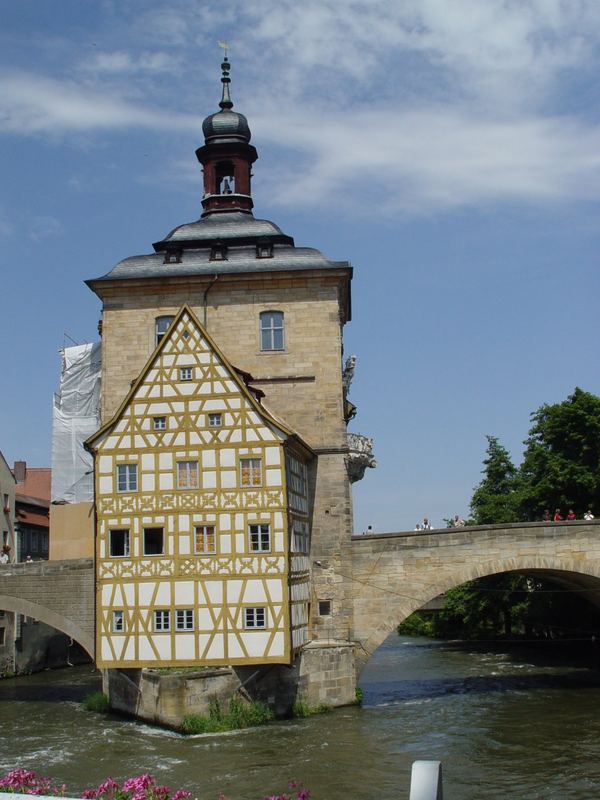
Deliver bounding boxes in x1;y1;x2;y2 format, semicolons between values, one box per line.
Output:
354;687;364;705
181;695;274;734
397;612;434;637
292;698;331;718
83;691;109;713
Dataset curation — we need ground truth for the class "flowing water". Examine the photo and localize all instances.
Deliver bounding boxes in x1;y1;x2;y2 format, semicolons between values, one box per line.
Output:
2;636;600;799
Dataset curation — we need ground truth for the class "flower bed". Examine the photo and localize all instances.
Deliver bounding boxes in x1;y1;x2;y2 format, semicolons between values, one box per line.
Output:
0;771;310;800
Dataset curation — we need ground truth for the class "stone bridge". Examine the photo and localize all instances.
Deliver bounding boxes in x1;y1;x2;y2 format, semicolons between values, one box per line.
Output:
0;558;94;657
350;519;600;670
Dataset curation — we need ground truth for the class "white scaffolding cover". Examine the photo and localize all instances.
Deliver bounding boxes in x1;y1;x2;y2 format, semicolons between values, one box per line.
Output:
51;342;101;503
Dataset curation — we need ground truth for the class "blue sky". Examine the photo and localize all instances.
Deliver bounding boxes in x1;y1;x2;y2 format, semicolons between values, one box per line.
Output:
1;0;600;532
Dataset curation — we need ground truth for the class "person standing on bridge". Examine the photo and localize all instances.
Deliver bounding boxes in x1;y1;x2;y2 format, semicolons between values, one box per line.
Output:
453;515;466;527
553;509;563;522
422;518;431;530
585;509;595;520
542;509;551;522
567;509;577;521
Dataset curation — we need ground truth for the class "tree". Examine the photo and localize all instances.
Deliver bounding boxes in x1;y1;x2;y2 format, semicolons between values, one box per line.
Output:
519;387;600;520
470;435;520;524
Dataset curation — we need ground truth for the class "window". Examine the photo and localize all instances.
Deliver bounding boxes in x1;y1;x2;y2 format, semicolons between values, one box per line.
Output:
195;525;216;554
163;250;181;265
208;413;222;427
244;607;266;629
180;367;193;381
3;494;8;512
154;610;170;631
176;609;194;630
109;529;130;557
155;316;174;345
240;458;262;487
292;520;310;554
117;464;137;492
249;523;270;552
260;311;284;351
177;461;199;489
210;245;227;261
0;627;5;646
318;600;332;617
143;527;164;556
153;416;166;431
112;611;124;632
256;242;273;259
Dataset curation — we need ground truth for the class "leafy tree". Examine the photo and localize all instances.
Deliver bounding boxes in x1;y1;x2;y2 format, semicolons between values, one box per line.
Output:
470;435;520;524
432;574;530;639
519;387;600;520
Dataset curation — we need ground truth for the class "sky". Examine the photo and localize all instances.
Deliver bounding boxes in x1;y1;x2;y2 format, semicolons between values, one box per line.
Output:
1;0;600;533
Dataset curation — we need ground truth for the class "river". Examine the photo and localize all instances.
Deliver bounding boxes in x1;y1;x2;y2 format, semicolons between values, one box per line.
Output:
2;636;600;800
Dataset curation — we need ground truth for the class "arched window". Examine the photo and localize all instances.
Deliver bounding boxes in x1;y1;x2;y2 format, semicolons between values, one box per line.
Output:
260;311;285;351
155;316;174;346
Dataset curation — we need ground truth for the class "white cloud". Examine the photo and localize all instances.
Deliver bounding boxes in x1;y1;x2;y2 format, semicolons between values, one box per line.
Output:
29;216;63;242
0;72;196;135
81;50;181;74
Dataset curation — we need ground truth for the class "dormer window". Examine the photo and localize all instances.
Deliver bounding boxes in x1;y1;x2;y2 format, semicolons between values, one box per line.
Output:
256;242;273;259
210;245;227;261
163;249;182;264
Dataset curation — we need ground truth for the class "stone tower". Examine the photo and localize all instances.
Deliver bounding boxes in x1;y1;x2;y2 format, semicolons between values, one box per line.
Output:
86;58;374;704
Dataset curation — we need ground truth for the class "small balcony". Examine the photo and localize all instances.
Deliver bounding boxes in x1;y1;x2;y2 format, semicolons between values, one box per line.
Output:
347;433;377;483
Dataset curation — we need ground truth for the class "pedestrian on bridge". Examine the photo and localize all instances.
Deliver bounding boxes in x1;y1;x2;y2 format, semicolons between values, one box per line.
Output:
585;509;595;520
553;509;563;522
567;509;577;521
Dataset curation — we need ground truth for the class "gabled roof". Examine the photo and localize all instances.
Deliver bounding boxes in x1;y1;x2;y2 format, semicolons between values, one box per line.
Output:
85;304;314;459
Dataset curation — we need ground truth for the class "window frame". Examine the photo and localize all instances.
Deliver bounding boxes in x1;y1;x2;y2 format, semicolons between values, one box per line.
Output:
143;527;164;556
240;458;262;488
109;528;130;558
259;310;285;352
177;460;199;490
153;416;166;431
249;523;271;553
112;610;124;632
155;316;175;346
244;607;267;629
176;609;194;631
116;463;137;493
180;367;193;381
194;524;217;555
208;413;222;428
153;609;170;632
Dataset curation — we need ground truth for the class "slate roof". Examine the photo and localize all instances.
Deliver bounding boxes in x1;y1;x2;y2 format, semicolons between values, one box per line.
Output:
87;212;350;285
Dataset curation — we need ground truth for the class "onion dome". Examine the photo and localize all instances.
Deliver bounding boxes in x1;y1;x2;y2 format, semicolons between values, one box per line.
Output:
202;56;251;144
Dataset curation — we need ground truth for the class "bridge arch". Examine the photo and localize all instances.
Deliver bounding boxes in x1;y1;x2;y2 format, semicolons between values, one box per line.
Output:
350;522;600;673
0;558;94;660
0;594;94;658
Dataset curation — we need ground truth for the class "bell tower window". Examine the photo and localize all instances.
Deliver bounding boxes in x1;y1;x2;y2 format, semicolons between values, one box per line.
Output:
216;161;235;195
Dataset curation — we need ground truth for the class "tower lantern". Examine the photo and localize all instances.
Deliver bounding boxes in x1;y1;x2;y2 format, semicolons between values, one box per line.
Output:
196;56;258;215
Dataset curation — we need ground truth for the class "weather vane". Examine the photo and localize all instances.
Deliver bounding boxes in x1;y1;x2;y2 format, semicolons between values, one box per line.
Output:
217;40;229;57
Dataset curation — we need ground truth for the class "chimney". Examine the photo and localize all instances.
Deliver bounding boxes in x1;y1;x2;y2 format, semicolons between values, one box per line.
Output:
13;461;26;483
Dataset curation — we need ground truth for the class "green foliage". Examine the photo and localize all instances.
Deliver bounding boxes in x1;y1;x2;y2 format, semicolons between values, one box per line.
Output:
470;435;520;524
291;698;331;718
181;695;274;734
432;575;531;639
354;687;364;705
83;691;109;713
519;387;600;520
397;612;434;637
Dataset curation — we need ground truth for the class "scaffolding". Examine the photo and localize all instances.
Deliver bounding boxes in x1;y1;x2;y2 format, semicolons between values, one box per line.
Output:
51;342;101;503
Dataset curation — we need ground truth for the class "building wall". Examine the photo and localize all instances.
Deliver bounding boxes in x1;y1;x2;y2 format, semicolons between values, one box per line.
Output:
49;502;95;560
97;273;354;642
93;308;312;668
